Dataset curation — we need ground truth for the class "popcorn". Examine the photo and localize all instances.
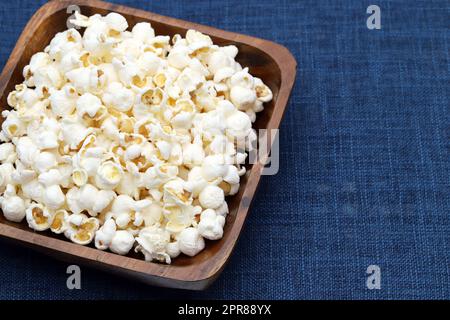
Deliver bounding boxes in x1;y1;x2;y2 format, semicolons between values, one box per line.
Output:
135;226;171;264
230;85;257;110
50;209;69;234
198;209;225;240
199;185;225;209
109;230;135;255
132;22;155;43
0;143;17;163
102;82;134;112
72;168;88;186
95;218;116;250
76;92;103;118
26;202;52;231
0;163;14;189
178;227;205;257
0;12;273;264
64;213;99;245
34;151;58;173
95;160;123;190
15;136;39;166
49;85;77;116
42;184;65;210
0;186;26;222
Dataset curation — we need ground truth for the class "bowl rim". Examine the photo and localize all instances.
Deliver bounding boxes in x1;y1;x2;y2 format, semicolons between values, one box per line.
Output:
0;0;297;289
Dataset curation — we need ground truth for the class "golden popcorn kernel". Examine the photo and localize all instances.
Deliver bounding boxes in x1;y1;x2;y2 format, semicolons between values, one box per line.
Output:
167;97;177;107
67;33;76;42
80;52;90;67
179;190;191;203
32;207;47;225
219;181;231;194
75;230;91;242
137;124;149;137
159;165;168;174
153;42;165;49
24;68;33;80
255;85;268;98
162;125;172;134
153;73;166;88
50;212;64;231
124;134;143;145
119;118;135;133
144;46;156;53
8;125;18;135
42;86;50;98
108;29;121;37
141;89;154;105
139;188;150;199
132;75;146;88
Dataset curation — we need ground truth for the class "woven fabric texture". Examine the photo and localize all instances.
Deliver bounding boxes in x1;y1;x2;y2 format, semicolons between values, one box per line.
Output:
0;0;449;299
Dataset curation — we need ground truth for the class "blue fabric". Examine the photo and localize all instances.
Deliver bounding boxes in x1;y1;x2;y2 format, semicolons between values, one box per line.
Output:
0;0;449;300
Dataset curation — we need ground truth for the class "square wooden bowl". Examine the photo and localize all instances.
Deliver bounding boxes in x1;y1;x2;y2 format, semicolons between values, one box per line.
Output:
0;0;296;290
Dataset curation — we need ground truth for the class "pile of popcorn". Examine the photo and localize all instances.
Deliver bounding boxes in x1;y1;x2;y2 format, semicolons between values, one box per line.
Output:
0;12;272;263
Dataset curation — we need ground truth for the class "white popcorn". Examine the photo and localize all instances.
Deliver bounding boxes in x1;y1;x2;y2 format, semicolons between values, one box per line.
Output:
135;226;171;263
49;85;77;116
226;110;252;138
33;63;64;89
109;230;135;255
132;22;155;43
0;143;16;163
33;152;57;175
0;163;14;189
66;66;105;94
76;92;103;118
178;227;205;257
21;179;44;202
102;82;134;112
0;12;273;264
35;130;59;150
11;162;35;185
199;185;225;209
72;168;88;186
95;218;116;250
197;209;225;240
15;137;39;167
105;12;128;32
176;67;205;93
1;112;25;139
0;188;26;223
42;184;65;210
168;45;192;69
230;85;257;110
60;116;94;149
95;160;123;190
166;241;181;259
38;169;61;187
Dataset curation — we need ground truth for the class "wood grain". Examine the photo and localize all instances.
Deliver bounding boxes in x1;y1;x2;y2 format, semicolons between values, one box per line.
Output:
0;0;297;290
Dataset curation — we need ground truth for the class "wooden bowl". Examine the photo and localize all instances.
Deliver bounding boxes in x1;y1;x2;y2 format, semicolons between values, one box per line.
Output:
0;0;296;290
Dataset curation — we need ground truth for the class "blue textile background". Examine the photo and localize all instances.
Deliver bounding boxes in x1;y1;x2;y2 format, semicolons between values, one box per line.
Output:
0;0;449;300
